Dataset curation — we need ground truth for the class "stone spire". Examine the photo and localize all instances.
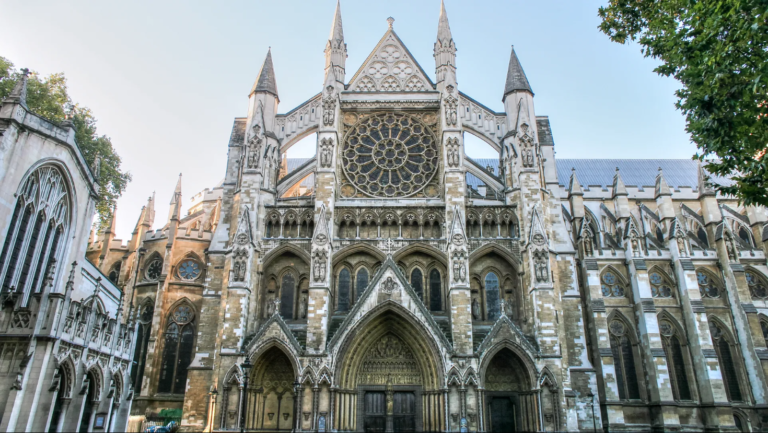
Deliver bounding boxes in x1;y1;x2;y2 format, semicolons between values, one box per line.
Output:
503;46;533;100
612;167;630;218
568;168;583;197
98;205;118;267
5;68;29;108
654;167;672;198
434;0;456;85
325;0;347;84
612;167;628;197
250;49;279;100
697;161;715;197
168;174;182;224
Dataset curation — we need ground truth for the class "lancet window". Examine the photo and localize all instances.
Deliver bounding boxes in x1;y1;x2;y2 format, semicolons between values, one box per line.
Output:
485;272;500;320
709;321;744;402
411;268;424;301
158;303;195;394
107;262;121;284
280;272;296;319
429;269;442;311
0;165;70;298
356;267;369;299
337;268;351;312
659;318;692;401
609;318;641;400
131;301;154;391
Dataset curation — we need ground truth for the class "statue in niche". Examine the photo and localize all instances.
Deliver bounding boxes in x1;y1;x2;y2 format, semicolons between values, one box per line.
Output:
444;85;458;126
676;232;688;257
630;233;641;257
583;234;594;257
298;294;307;319
725;231;738;261
319;138;333;168
471;297;480;320
265;295;275;318
505;298;515;319
313;250;327;282
533;251;549;283
452;251;466;283
446;137;460;168
322;86;336;126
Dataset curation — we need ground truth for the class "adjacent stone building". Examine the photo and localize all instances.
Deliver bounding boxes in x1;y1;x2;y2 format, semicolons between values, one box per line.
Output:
8;1;768;432
0;70;136;432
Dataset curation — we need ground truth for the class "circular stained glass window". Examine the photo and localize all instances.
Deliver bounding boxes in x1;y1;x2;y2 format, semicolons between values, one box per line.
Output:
146;259;163;280
342;112;439;198
173;305;193;324
178;260;202;281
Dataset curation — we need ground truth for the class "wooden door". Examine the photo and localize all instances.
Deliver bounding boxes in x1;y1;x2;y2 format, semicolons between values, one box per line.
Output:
363;392;386;433
393;392;416;432
490;396;515;432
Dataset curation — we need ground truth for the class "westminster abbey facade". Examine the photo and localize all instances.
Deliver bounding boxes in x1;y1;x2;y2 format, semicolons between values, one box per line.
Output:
2;1;768;432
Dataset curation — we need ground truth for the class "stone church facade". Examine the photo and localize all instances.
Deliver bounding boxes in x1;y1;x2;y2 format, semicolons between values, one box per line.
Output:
4;2;768;432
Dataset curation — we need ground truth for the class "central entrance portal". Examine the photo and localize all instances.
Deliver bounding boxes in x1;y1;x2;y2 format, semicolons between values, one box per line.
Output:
363;391;416;433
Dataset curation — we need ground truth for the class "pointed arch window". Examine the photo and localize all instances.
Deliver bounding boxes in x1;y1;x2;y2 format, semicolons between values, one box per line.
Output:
280;273;296;319
0;166;70;298
609;319;640;400
145;257;163;281
650;272;674;298
696;270;721;298
710;321;744;402
760;318;768;348
356;267;369;300
108;262;121;284
158;303;195;394
659;319;692;400
337;268;351;312
601;271;625;298
411;268;424;301
485;272;500;320
131;302;154;392
429;269;442;311
746;270;768;300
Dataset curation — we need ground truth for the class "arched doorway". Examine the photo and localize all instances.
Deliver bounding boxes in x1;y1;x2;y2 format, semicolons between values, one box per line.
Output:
78;370;99;433
334;309;444;433
245;347;296;431
483;348;538;432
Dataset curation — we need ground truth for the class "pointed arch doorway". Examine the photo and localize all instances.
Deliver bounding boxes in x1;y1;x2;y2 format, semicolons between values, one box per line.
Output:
334;309;445;433
483;347;539;432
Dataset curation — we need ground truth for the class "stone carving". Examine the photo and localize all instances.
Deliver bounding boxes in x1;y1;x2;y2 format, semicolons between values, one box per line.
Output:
319;137;333;168
359;334;421;385
630;232;641;257
471;298;480;320
533;251;549;283
247;136;262;169
518;124;535;168
444;85;458;126
452;233;464;246
583;231;594;257
382;277;397;293
724;230;738;261
452;251;466;283
322;85;336;126
299;294;307;319
532;233;546;246
676;231;688;257
313;250;327;283
446;137;460;168
232;249;248;282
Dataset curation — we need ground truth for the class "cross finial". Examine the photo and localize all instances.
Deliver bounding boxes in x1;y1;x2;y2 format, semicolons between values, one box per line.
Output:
387;17;395;29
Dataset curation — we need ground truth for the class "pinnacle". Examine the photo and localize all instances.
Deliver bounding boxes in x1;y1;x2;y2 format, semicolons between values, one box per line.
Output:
329;0;344;43
437;0;453;43
250;49;279;100
6;68;30;108
503;46;533;99
612;167;628;197
568;168;584;197
655;167;672;198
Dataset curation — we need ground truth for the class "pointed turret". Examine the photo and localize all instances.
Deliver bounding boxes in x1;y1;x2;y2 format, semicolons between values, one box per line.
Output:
168;174;182;224
250;49;279;100
568;168;585;219
503;46;533;101
655;168;675;221
612;167;630;218
98;205;117;268
654;167;672;198
325;1;348;85
612;167;628;197
4;68;29;108
434;0;456;86
568;168;583;197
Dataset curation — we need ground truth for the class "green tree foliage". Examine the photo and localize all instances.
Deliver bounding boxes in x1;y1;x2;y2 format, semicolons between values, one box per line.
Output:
0;56;131;228
599;0;768;206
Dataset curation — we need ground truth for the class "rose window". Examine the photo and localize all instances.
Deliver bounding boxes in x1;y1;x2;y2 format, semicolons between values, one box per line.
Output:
342;113;438;198
146;259;163;281
178;260;202;281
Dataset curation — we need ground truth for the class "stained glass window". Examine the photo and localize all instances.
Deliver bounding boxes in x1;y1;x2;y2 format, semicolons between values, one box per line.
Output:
356;268;369;299
659;319;691;400
146;258;163;281
411;269;423;301
650;272;673;298
601;271;625;297
710;322;743;402
429;269;441;311
280;273;295;319
485;272;500;321
158;303;195;394
338;268;350;312
696;271;720;298
747;271;768;299
609;320;640;400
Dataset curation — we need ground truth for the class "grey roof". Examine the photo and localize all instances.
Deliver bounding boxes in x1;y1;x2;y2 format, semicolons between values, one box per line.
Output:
556;159;733;191
466;158;501;189
284;158;314;188
504;46;532;96
251;49;279;98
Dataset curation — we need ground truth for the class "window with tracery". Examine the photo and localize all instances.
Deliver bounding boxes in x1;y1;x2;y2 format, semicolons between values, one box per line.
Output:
158;303;195;394
485;272;500;320
340;112;439;198
280;273;296;319
696;271;721;298
650;272;674;298
659;319;691;400
146;257;163;281
747;271;768;299
761;319;768;348
108;262;121;284
356;268;369;299
609;319;640;400
0;166;69;297
337;268;350;312
178;259;202;281
411;269;423;301
131;302;154;391
601;271;625;298
429;269;442;311
709;321;744;402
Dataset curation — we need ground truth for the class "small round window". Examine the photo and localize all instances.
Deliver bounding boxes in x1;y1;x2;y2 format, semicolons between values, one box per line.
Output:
146;259;163;281
178;259;202;281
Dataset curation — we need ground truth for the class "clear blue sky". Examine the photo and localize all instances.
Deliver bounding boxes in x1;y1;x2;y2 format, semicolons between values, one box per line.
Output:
1;1;693;240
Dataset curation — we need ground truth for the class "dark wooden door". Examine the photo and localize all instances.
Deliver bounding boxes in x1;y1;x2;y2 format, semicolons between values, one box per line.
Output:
490;397;515;432
364;392;386;433
393;392;416;432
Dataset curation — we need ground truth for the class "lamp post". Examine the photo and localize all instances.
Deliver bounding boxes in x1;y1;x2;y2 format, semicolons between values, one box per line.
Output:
240;358;252;433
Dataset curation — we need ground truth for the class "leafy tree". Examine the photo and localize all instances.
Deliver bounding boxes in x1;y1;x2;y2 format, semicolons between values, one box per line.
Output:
0;56;131;228
598;0;768;206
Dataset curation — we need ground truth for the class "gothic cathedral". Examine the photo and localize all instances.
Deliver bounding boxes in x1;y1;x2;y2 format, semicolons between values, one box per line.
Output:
2;1;768;432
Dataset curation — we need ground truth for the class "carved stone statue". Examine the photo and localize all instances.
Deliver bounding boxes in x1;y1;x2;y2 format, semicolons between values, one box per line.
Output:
583;235;594;257
534;251;549;283
320;138;333;168
322;86;336;126
676;233;688;257
630;234;641;257
444;85;458;126
725;231;738;261
298;294;307;319
265;295;275;318
471;298;480;320
313;250;327;282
